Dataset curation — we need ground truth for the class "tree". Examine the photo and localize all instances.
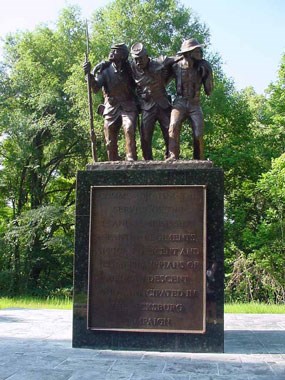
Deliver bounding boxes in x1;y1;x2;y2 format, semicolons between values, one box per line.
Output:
0;1;215;295
255;154;285;284
223;54;285;303
225;154;285;303
0;6;89;295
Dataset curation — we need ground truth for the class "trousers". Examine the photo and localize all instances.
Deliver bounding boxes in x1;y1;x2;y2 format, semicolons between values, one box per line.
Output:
104;110;137;161
140;104;170;160
168;99;204;160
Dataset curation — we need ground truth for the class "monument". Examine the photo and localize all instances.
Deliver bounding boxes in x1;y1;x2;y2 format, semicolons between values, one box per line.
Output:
73;38;224;352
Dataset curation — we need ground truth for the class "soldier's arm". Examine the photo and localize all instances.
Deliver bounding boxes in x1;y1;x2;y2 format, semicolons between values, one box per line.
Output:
90;61;113;93
200;60;213;96
87;72;104;94
156;55;182;67
92;60;111;75
83;64;106;94
156;55;182;84
83;61;98;93
83;59;109;93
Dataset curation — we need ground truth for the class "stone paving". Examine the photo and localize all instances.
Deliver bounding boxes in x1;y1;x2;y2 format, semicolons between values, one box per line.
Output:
0;309;284;379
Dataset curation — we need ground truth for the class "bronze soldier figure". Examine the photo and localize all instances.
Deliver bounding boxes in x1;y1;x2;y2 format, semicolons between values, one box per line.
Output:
84;43;138;161
130;43;175;160
168;38;213;160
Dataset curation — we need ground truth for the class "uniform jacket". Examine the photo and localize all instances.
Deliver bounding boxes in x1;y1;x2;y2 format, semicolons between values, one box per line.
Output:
172;58;213;105
91;62;137;116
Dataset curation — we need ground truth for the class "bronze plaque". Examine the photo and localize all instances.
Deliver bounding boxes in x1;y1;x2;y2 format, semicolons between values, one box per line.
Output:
88;186;206;333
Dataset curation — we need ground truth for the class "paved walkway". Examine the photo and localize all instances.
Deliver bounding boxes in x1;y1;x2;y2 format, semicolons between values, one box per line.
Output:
0;309;284;380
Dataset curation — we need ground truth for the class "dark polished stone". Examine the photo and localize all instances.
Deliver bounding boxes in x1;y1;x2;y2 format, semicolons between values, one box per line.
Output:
73;160;224;352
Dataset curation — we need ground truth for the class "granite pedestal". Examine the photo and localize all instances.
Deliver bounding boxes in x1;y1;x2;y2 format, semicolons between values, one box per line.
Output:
73;161;224;352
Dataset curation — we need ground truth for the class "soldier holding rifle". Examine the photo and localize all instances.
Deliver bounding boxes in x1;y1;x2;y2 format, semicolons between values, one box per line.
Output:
84;43;138;161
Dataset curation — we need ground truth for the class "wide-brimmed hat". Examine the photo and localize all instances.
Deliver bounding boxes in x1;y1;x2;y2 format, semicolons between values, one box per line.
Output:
177;38;204;54
130;42;148;58
110;43;129;56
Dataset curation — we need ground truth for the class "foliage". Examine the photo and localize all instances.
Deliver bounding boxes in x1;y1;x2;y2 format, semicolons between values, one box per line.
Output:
90;0;210;57
225;247;284;303
223;72;285;303
0;5;88;296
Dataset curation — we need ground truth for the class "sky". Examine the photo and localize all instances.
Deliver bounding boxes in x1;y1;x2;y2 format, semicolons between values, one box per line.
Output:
0;0;284;94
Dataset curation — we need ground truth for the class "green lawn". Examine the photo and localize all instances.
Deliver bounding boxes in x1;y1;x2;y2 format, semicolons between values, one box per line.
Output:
0;297;72;310
0;297;284;313
224;302;285;314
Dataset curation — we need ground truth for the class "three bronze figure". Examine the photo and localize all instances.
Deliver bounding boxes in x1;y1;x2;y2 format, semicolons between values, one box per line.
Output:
84;38;213;161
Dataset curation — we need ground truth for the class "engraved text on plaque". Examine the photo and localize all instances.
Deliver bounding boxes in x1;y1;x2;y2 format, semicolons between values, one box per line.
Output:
88;186;206;333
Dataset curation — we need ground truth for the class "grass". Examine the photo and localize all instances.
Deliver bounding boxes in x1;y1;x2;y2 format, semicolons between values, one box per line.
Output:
225;302;285;314
0;296;72;310
0;297;284;313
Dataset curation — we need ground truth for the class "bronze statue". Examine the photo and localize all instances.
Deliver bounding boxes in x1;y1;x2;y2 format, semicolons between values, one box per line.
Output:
168;38;213;160
84;43;138;161
130;43;175;160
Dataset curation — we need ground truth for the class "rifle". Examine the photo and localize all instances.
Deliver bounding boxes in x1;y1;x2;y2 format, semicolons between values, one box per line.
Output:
85;20;97;163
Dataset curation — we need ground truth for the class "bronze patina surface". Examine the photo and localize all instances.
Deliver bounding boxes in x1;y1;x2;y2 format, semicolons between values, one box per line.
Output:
168;38;213;160
83;43;138;162
88;185;206;333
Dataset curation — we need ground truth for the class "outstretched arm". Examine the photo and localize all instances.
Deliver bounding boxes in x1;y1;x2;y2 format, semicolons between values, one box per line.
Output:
157;55;183;84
